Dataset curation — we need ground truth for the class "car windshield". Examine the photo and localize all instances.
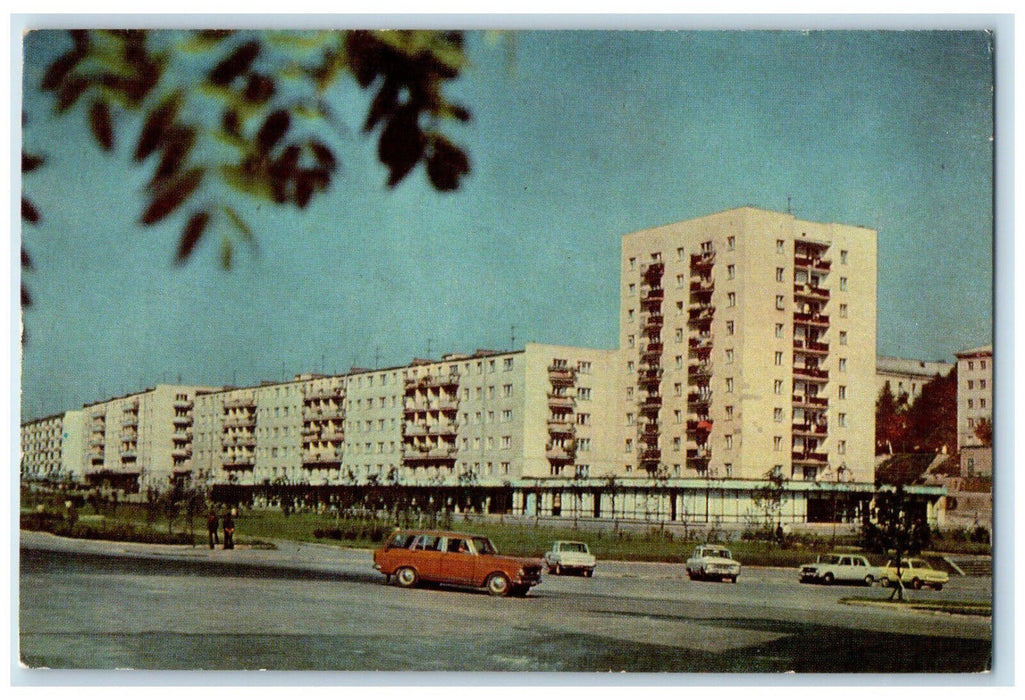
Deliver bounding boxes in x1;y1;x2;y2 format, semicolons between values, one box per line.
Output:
562;542;588;552
472;537;496;555
819;555;842;564
703;548;730;559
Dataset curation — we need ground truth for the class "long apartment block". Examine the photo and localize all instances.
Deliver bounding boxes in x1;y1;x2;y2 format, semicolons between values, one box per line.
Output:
187;343;621;488
22;207;884;493
617;207;877;483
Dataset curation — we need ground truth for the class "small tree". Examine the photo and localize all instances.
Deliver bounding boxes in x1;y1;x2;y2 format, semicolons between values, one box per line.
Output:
861;483;932;601
752;466;788;542
973;416;993;447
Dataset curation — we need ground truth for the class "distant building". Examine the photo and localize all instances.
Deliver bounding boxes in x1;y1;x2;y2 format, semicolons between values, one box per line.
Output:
20;410;82;485
79;384;220;493
955;344;993;477
875;356;953;403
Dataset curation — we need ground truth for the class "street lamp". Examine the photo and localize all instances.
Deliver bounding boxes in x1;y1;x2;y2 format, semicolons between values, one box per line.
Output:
830;462;849;547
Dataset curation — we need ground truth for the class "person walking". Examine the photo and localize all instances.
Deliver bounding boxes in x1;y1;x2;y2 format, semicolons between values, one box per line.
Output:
206;511;219;549
222;511;235;550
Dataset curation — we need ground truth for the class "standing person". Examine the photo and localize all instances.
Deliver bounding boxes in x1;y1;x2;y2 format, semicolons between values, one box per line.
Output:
222;511;235;550
206;511;219;549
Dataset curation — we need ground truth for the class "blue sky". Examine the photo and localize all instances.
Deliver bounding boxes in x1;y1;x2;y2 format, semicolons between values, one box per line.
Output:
18;28;994;420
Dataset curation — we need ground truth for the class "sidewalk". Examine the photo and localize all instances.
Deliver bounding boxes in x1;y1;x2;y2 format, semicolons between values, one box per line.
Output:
18;529;719;580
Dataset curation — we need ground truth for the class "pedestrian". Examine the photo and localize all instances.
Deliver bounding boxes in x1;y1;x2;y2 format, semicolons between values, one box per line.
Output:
222;511;235;550
206;511;219;549
775;523;785;549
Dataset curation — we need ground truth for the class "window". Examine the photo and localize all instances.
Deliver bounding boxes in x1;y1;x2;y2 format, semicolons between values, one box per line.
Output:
980;398;987;409
840;250;848;264
501;409;512;422
676;274;686;287
727;264;735;279
967;399;974;409
727;292;736;307
726;321;735;336
627;361;635;373
625;439;633;453
776;267;785;282
838;440;846;455
675;328;684;342
504;357;514;371
628;309;635;322
629;257;636;269
839;358;847;373
839;303;848;318
776;295;785;310
775;351;783;366
981;360;987;370
727;235;736;251
628;283;636;296
674;409;682;424
725;434;733;450
578;438;591;452
774;407;784;423
725;349;734;364
839;331;848;346
502;436;511;449
774;436;783;451
838;385;847;400
980;379;987;389
725;405;734;420
628;334;635;348
968;380;974;390
672;437;682;451
775;323;784;338
675;355;684;370
774;379;784;394
677;247;685;260
673;382;682;397
676;300;685;315
577;387;592;400
776;239;785;254
726;378;734;393
503;384;513;397
838;413;848;428
840;277;848;291
626;413;635;426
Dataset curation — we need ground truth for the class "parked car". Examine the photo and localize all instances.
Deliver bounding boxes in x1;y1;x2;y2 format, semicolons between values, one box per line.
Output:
544;540;597;577
372;529;544;597
878;557;949;591
685;544;741;582
799;553;882;586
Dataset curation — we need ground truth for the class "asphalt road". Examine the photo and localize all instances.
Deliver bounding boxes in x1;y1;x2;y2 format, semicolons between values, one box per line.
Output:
17;533;992;674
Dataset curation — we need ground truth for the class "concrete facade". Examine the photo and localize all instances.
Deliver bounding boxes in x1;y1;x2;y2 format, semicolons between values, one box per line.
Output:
617;207;877;484
955;344;993;477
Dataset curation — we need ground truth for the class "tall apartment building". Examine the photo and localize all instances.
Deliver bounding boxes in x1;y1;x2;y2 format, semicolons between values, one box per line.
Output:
955;344;993;477
617;207;877;483
876;356;954;403
80;384;218;492
190;343;620;488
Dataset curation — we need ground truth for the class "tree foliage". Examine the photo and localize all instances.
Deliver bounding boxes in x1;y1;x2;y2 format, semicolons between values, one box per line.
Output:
22;29;473;301
973;416;993;447
874;369;957;455
752;465;788;527
860;482;932;600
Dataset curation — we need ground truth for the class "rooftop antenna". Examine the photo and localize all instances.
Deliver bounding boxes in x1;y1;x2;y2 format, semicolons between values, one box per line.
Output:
374;346;381;368
426;337;434;358
510;325;516;350
787;196;792;215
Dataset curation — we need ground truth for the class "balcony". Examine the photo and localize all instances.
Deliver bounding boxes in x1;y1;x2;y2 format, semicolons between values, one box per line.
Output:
641;261;664;281
686;419;714;433
686;448;710;461
690;251;716;268
224;397;256;410
546;444;576;462
794;283;830;301
173;413;193;426
403;423;429;437
548;366;575;384
222;457;255;471
173;398;194;410
641;287;665;305
792;422;829;437
690;277;715;293
793;255;831;272
640;396;662;414
405;373;461;391
171;446;193;459
548;393;575;409
793;366;829;382
547;420;576;436
792;394;829;408
427;422;459;436
793;312;830;327
792;451;828;464
641;312;664;330
304;386;345;402
793;338;829;354
689;334;714;350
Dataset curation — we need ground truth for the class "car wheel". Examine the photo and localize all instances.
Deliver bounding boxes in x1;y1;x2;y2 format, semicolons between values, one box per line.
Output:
912;578;922;590
552;563;561;576
486;572;512;597
880;577;890;588
822;572;834;585
583;569;593;578
933;584;943;591
729;575;738;583
864;575;875;587
510;585;529;597
395;567;418;588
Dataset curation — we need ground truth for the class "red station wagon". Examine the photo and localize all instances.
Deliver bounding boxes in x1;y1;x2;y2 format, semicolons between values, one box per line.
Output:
373;529;544;597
